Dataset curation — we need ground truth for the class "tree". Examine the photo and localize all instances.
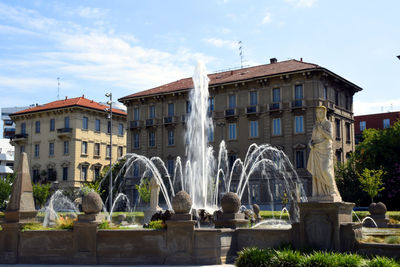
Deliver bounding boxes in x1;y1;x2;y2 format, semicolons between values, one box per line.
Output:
358;168;385;203
0;173;15;210
135;178;151;203
32;183;52;208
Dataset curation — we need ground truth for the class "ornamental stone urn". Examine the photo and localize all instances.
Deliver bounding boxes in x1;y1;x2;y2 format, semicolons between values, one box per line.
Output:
215;192;248;229
170;191;192;221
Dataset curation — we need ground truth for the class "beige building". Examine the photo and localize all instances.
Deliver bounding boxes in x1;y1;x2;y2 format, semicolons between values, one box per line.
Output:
10;96;127;189
119;59;362;204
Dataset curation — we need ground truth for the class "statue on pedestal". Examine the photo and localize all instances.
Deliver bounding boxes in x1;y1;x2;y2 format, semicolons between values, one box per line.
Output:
143;177;162;223
307;106;342;202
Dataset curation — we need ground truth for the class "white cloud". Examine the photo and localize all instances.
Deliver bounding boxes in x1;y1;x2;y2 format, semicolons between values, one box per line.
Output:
284;0;317;8
354;99;400;115
262;12;272;24
78;7;107;19
203;38;238;50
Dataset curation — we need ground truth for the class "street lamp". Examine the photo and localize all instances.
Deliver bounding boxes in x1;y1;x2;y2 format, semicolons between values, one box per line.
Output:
105;92;113;212
397;55;400;60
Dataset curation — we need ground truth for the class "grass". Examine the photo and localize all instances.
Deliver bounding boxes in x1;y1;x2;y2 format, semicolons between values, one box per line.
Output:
352;211;400;224
235;247;400;267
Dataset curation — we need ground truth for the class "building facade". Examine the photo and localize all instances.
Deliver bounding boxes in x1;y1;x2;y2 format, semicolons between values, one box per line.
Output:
119;59;362;205
1;106;31;139
0;138;14;178
10;96;127;189
354;111;400;143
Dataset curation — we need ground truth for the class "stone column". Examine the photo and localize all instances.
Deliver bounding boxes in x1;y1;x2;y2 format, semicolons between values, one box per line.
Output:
299;202;354;251
0;223;19;264
165;191;196;264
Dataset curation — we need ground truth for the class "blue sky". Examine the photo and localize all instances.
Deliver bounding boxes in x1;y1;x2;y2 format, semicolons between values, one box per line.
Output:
1;0;400;136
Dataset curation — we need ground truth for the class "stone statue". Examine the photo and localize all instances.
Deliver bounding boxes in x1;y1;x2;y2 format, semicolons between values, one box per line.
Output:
307;106;342;202
143;177;162;224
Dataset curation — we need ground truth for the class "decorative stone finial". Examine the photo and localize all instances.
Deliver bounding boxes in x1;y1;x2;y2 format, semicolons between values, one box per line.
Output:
5;152;37;222
172;191;192;214
82;192;103;214
369;202;387;216
221;192;241;214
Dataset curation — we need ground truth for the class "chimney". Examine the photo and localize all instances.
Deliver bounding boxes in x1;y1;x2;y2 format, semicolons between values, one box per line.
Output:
270;58;277;64
300;57;303;62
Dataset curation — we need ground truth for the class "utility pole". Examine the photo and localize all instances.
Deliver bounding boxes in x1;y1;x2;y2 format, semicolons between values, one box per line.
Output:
105;92;113;212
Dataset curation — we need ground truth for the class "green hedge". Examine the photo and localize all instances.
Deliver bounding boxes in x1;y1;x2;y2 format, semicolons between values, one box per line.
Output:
235;247;400;267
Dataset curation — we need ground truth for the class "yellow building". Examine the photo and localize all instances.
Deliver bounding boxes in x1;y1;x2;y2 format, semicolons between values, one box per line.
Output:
10;96;127;189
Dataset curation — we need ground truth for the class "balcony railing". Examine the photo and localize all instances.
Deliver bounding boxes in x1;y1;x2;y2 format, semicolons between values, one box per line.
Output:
292;99;305;108
57;128;72;139
129;120;141;129
146;119;154;127
246;105;258;114
269;102;281;111
14;133;28;139
225;108;236;117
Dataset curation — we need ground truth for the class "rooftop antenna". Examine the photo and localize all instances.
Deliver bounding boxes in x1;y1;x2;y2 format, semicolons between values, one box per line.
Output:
57;77;60;100
238;41;243;68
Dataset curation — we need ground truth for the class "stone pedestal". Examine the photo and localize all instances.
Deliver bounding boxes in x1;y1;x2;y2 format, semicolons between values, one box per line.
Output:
0;223;19;264
299;202;354;251
214;213;248;229
73;221;98;264
165;220;196;265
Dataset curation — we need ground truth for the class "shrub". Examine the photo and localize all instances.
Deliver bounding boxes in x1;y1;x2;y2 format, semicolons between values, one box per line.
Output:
384;236;400;245
367;256;399;267
32;183;52;208
273;248;303;267
98;220;112;230
335;253;365;267
148;220;166;230
302;251;336;267
235;247;274;267
56;215;75;230
21;223;49;231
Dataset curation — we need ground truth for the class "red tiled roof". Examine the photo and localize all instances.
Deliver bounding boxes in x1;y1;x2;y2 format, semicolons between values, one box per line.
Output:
11;96;127;116
120;59;321;100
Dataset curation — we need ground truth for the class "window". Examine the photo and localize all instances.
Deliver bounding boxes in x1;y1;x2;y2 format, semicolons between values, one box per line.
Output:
228;154;237;170
250;121;258;138
383;119;390;129
49;142;54;156
228;94;236;109
82;117;88;130
272;88;280;103
335;119;341;139
107;121;111;134
186;101;192;113
94;166;101;179
296;150;305;169
208;128;214;142
106;145;111;158
118;146;123;157
323;86;328;100
133;133;140;148
346;123;351;142
50;119;55;131
33;169;40;183
133;107;140;121
82;141;88;155
34;144;40;157
149;131;155;147
208;97;214;112
149;106;155;119
95;119;101;132
167;159;174;175
345;96;351;110
168;103;174;116
336;150;342;164
273;118;281;136
360;121;366;131
133;162;140;177
35;121;40;133
295;116;304;133
94;143;100;156
81;166;88;181
118;123;124;135
21;123;26;134
64;116;70;128
63;167;68;181
295;84;303;100
250;91;258;106
48;168;56;181
228;123;236;140
63;141;69;155
167;129;175;146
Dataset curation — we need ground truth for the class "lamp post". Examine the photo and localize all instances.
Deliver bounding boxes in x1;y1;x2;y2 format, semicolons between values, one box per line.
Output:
105;92;113;212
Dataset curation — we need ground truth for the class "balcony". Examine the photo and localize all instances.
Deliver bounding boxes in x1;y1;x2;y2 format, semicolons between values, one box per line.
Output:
225;108;236;117
146;119;154;127
11;133;28;144
164;116;178;125
57;128;72;139
291;99;305;109
246;105;259;115
269;102;282;112
129;120;142;129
